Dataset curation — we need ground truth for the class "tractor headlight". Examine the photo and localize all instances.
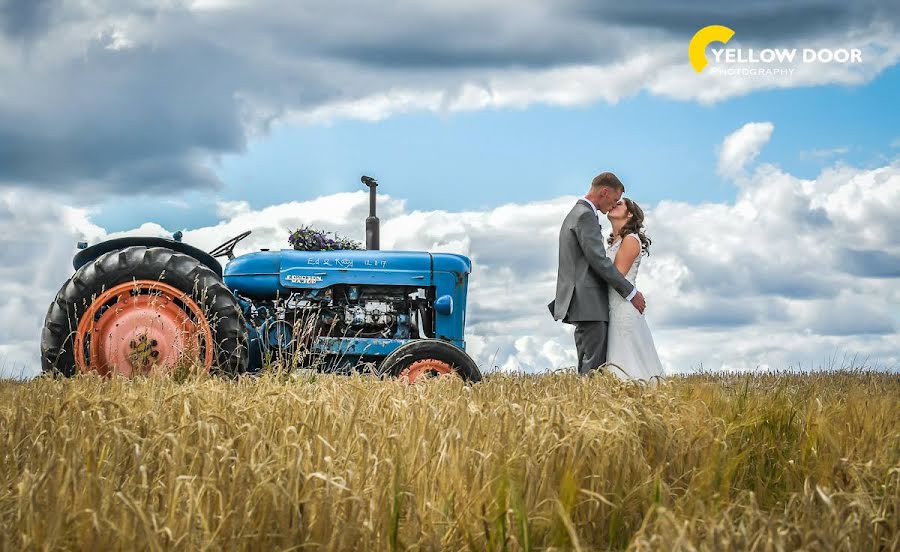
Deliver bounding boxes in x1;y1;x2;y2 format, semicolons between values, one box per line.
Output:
434;295;453;315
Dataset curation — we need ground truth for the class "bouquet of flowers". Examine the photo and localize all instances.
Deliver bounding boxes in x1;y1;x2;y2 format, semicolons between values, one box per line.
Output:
287;225;363;251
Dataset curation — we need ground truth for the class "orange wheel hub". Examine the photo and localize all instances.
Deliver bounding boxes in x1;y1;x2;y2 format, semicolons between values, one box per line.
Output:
399;359;456;383
74;280;214;377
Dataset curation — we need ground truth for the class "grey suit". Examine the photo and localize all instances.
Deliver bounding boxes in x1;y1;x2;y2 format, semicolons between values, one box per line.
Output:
548;199;635;374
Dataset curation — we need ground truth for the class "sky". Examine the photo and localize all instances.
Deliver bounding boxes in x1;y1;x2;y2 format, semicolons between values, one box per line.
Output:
1;0;899;378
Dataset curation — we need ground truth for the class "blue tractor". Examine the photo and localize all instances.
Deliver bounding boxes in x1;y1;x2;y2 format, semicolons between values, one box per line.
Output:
41;177;482;382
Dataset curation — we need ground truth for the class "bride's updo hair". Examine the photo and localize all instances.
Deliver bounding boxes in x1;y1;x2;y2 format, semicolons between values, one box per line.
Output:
608;198;652;254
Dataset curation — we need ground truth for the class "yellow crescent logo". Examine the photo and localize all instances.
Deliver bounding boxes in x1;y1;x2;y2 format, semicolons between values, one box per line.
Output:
689;25;735;72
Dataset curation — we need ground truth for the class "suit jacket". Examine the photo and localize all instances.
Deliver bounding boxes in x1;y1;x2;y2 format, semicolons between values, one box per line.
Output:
548;199;635;322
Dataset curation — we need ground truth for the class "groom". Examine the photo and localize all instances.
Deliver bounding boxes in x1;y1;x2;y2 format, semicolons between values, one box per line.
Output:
548;172;646;375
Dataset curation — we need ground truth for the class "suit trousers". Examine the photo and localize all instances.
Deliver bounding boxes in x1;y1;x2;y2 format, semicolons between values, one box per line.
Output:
573;321;608;375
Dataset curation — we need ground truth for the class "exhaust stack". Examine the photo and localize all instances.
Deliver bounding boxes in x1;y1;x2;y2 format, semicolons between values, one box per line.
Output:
361;175;379;250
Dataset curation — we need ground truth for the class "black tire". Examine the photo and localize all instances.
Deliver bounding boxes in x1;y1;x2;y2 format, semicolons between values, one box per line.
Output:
41;246;248;377
378;339;482;382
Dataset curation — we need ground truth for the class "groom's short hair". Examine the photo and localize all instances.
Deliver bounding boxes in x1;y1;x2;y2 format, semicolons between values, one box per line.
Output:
591;172;624;192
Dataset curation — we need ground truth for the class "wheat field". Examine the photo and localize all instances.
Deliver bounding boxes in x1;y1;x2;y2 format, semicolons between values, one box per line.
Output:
1;370;898;551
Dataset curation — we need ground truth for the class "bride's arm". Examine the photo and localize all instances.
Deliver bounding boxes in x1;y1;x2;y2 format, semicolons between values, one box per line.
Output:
613;236;641;276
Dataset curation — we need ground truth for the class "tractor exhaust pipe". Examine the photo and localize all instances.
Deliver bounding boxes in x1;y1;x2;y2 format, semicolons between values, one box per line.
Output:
361;175;380;250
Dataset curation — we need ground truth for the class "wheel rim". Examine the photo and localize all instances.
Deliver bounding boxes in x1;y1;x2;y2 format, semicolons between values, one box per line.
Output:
399;358;456;383
74;280;214;377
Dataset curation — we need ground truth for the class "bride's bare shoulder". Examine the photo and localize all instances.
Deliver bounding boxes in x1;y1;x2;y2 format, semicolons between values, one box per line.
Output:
624;233;647;256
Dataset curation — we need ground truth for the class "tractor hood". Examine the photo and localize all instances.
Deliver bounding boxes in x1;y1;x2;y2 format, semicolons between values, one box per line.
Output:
224;249;471;298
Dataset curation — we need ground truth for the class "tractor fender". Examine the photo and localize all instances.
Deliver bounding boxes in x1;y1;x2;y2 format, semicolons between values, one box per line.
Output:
73;237;222;278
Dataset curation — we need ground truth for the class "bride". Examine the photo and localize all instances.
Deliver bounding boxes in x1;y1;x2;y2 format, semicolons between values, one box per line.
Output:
603;198;665;385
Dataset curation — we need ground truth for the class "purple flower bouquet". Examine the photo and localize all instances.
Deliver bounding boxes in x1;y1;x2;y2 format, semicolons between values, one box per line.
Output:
288;225;363;251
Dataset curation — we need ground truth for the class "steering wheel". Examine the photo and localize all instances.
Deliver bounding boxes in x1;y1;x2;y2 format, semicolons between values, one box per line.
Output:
208;230;252;260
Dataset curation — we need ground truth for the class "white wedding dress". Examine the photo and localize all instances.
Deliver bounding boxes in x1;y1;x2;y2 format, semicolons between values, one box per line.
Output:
605;233;666;385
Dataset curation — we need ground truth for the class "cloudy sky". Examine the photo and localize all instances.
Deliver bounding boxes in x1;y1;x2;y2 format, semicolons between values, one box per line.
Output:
1;0;899;378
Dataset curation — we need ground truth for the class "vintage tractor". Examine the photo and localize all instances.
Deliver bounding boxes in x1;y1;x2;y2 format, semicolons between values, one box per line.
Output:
41;177;482;382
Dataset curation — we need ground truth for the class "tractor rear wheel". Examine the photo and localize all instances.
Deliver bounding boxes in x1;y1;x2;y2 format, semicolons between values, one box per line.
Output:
41;246;248;377
379;340;482;383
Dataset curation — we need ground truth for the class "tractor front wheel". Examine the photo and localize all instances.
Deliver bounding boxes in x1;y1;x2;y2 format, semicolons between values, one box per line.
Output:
379;340;482;383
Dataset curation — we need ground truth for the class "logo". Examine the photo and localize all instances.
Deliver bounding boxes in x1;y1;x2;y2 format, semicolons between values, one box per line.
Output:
286;274;323;284
689;25;735;73
689;25;862;76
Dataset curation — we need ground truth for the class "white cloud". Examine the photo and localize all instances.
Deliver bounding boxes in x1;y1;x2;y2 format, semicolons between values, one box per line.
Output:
717;122;775;178
2;124;899;379
799;146;850;160
98;27;134;51
215;200;251;220
0;188;105;378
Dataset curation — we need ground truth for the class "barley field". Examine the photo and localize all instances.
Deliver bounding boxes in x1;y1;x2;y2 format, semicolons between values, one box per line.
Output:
1;370;898;551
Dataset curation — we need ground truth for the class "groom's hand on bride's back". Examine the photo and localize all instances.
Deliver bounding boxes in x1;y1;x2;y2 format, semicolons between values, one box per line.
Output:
631;291;646;314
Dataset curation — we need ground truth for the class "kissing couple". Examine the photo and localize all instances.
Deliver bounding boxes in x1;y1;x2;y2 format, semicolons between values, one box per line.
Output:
548;172;665;384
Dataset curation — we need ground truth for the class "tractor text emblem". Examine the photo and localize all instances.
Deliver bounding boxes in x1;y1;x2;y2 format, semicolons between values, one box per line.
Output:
286;274;323;284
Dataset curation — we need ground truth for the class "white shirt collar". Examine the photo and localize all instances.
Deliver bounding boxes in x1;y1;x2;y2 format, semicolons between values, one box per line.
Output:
579;197;600;221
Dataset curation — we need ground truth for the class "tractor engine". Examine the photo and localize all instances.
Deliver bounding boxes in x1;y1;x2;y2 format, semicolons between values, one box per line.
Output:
240;284;434;356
